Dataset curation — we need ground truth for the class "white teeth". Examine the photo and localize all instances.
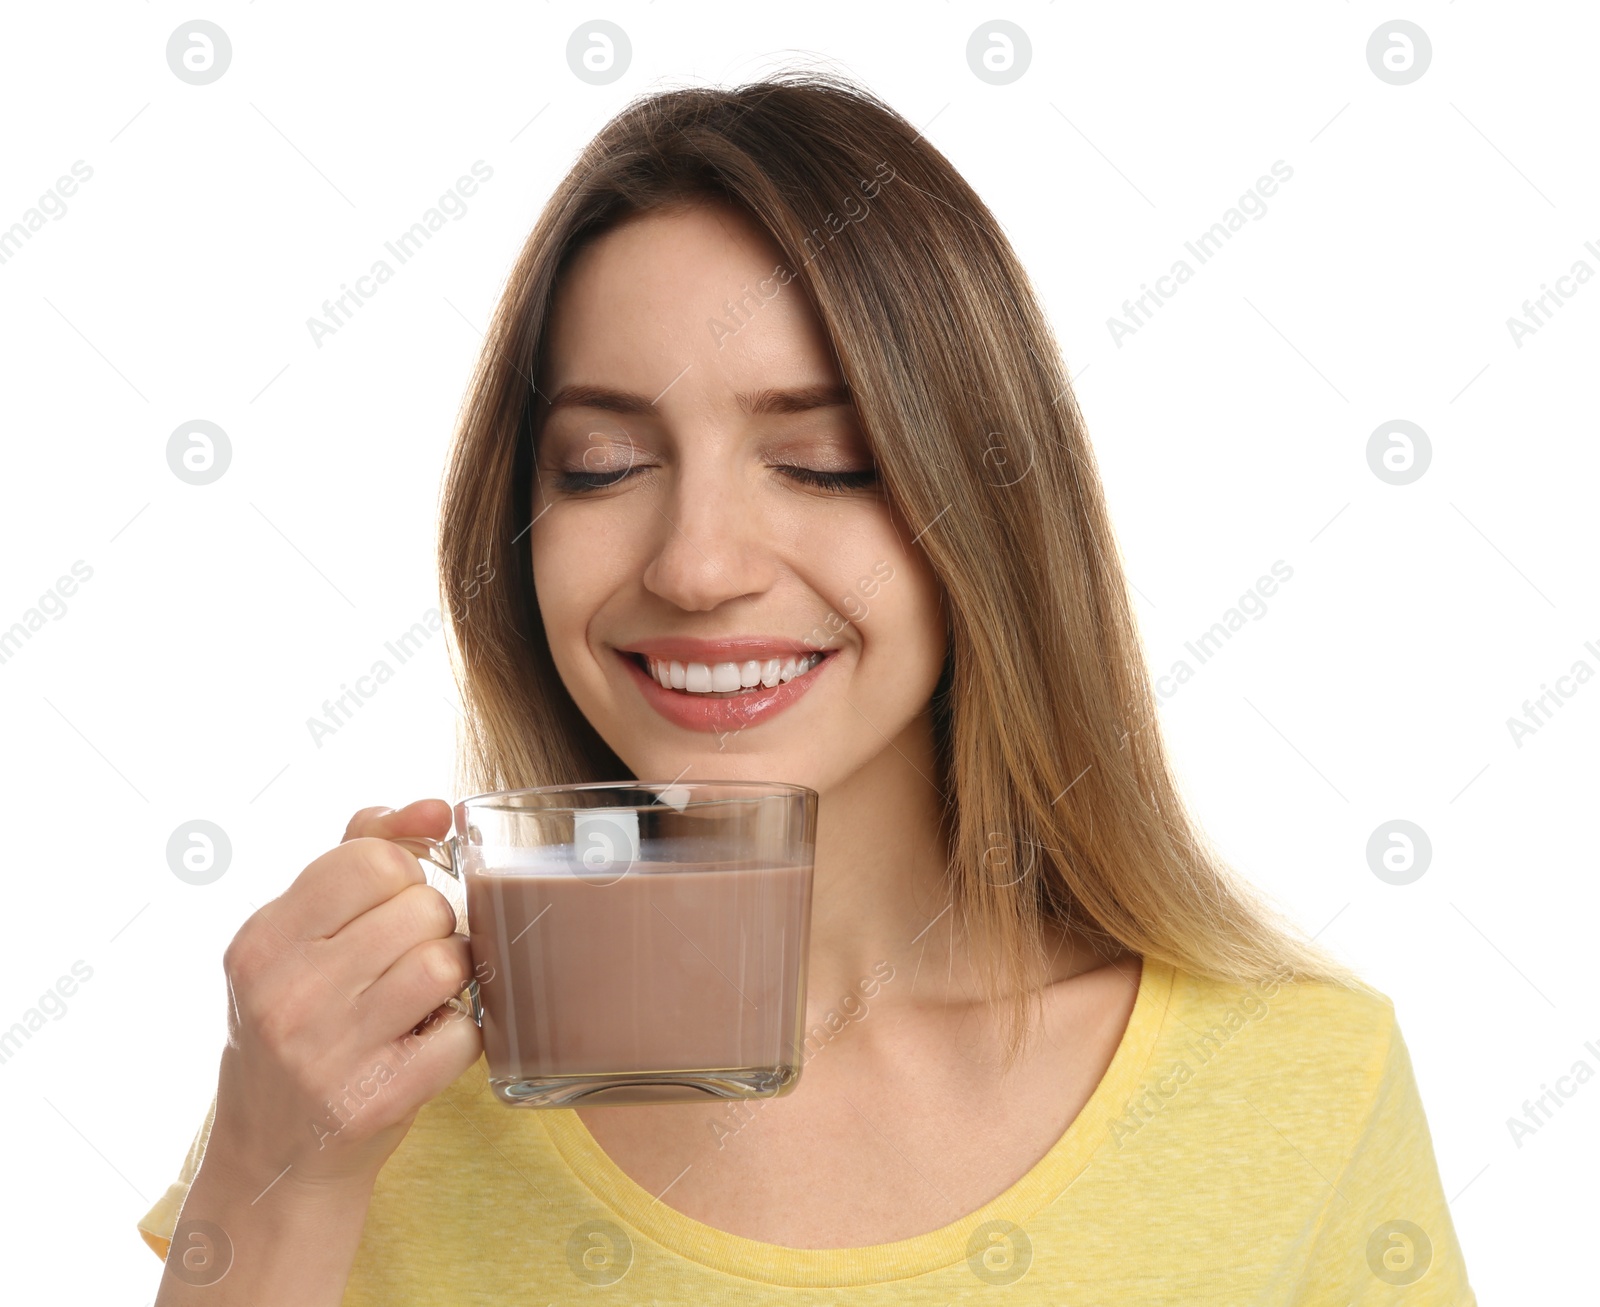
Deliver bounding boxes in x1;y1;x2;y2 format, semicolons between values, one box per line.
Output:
644;653;823;694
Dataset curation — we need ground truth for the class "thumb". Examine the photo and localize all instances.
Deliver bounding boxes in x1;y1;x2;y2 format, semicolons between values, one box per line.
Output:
342;798;453;844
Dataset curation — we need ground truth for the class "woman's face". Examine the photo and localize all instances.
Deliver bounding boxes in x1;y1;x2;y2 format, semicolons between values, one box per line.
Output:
530;200;946;794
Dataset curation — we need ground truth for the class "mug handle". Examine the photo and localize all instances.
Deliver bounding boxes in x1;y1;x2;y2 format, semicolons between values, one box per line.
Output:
390;834;482;1027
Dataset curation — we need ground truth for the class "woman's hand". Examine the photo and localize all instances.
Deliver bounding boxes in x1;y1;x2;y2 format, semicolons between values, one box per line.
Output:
206;799;482;1197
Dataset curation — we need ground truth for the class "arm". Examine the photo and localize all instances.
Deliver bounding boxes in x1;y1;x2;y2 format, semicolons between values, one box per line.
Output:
140;800;482;1302
1293;1010;1476;1305
153;1153;376;1306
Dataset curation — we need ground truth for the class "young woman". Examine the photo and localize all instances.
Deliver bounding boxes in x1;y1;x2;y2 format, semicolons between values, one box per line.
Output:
141;72;1475;1304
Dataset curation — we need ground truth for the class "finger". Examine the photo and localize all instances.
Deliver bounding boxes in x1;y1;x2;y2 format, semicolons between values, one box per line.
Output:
352;933;476;1047
322;883;460;996
378;997;484;1115
343;798;452;845
272;836;428;943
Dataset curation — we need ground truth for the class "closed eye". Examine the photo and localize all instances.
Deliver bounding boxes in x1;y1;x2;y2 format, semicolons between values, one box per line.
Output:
771;465;878;493
553;467;647;493
552;465;878;494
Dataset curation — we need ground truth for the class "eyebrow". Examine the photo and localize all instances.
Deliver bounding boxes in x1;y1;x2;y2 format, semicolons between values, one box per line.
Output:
543;381;853;418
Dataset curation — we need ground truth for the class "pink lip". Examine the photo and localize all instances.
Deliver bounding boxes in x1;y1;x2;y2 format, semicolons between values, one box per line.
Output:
614;645;835;734
620;634;834;663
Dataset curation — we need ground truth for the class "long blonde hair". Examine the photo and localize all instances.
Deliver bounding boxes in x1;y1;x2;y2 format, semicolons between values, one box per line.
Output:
435;70;1368;1066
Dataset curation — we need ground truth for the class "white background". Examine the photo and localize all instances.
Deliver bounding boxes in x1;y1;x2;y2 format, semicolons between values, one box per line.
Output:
1;2;1593;1301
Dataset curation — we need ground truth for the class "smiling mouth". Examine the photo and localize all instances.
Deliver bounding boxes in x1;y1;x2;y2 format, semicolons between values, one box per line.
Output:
627;650;831;697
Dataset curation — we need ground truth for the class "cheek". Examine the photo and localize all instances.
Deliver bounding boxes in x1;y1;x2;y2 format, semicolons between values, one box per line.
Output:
845;534;946;685
529;520;614;665
529;531;569;638
893;562;949;683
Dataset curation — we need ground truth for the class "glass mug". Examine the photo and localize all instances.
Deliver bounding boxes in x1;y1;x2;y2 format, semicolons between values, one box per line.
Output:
392;781;818;1108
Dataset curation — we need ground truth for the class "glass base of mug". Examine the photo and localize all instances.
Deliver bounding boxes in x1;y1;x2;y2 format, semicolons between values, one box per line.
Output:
490;1064;800;1108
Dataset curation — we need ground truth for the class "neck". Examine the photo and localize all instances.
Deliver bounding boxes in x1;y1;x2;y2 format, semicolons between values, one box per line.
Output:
805;709;1077;1013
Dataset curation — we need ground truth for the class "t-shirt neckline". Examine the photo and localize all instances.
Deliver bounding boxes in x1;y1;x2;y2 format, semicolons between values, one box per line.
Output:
537;954;1173;1287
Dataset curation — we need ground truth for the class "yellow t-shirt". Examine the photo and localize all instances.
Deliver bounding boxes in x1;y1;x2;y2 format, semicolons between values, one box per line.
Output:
137;958;1477;1303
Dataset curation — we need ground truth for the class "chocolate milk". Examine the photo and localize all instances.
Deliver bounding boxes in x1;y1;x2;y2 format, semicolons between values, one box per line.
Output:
464;850;812;1104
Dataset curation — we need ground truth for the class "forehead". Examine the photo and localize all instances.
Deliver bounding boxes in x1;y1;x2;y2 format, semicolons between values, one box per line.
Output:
563;199;781;294
539;201;839;404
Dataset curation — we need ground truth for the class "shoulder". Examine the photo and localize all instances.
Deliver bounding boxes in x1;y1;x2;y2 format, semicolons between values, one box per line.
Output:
1118;960;1407;1148
1108;959;1435;1190
1112;963;1476;1299
1168;959;1398;1072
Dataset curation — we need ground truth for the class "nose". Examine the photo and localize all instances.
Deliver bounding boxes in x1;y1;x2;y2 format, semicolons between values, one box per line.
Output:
639;454;779;612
